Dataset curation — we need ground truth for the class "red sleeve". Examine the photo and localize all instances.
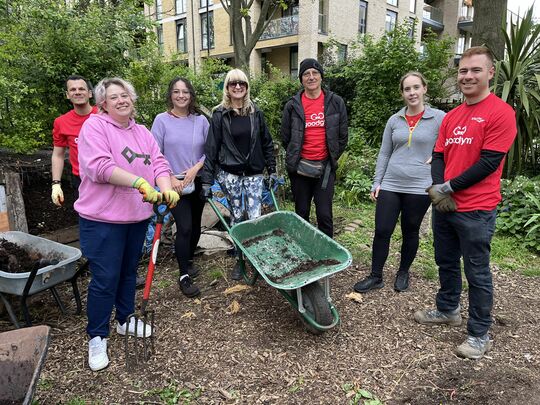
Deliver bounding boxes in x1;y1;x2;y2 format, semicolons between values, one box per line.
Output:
482;103;517;153
52;116;68;147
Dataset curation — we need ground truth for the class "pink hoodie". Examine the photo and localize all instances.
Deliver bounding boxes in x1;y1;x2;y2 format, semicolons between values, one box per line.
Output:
75;113;171;223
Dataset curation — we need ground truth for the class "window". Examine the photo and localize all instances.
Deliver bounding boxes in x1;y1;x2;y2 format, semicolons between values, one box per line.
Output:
283;2;299;17
337;44;347;63
290;46;298;79
201;11;214;50
200;0;213;8
408;17;416;38
387;0;398;6
176;19;187;53
359;1;368;34
318;0;328;34
385;10;397;32
155;0;162;20
409;0;416;13
176;0;186;14
157;25;164;53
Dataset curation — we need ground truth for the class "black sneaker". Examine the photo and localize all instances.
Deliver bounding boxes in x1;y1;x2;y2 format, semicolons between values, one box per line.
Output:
353;275;384;293
231;261;243;281
186;262;200;278
178;276;200;298
394;271;409;292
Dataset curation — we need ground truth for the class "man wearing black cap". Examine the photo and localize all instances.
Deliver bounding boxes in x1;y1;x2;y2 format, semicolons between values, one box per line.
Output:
281;58;348;237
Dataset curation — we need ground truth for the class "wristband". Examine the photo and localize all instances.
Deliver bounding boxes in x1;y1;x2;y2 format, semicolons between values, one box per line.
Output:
52;180;61;185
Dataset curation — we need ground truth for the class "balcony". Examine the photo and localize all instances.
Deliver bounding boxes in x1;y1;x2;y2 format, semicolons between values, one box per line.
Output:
260;15;299;40
457;15;473;32
422;4;444;32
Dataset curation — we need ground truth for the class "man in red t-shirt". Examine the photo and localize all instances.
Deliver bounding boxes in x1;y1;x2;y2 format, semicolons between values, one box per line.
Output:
414;47;517;360
51;75;97;206
281;58;348;237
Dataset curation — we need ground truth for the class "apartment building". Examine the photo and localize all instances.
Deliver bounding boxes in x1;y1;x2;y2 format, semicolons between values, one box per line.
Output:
146;0;425;76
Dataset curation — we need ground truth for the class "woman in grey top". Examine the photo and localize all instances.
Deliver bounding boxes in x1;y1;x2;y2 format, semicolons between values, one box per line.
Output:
353;72;445;293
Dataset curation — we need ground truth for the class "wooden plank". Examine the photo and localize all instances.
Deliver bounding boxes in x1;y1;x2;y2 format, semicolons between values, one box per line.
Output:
4;170;28;233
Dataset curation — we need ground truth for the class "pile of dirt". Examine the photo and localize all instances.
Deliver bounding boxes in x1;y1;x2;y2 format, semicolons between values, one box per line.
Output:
0;239;43;273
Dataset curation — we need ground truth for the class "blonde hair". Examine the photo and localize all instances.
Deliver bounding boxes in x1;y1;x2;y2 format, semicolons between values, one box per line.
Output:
220;69;254;115
399;71;428;92
94;77;137;118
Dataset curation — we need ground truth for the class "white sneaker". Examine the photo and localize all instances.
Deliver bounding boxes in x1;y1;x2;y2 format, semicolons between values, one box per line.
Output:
116;318;152;337
88;336;109;371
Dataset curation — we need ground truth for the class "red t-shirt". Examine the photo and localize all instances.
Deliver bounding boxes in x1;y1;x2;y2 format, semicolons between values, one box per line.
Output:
52;106;98;176
434;93;516;211
301;92;328;160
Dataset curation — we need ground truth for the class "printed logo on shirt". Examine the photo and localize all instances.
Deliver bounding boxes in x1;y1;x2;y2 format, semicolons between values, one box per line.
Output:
305;112;325;128
471;116;485;123
122;146;151;165
446;125;473;147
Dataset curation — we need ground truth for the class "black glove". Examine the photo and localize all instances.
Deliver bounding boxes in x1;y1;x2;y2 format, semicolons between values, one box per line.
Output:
200;183;212;200
426;181;453;205
434;195;457;213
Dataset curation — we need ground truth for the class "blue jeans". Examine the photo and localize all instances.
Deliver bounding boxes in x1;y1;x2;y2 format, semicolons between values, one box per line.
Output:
80;217;149;338
433;209;496;337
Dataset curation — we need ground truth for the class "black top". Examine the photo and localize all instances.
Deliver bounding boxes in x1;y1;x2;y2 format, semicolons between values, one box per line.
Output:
230;115;251;159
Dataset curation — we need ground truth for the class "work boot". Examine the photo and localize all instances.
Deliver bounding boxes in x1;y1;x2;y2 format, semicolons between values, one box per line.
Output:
455;334;492;359
117;318;152;337
414;308;462;326
231;261;243;281
186;261;200;278
88;337;109;372
394;271;409;292
353;275;384;293
179;275;200;298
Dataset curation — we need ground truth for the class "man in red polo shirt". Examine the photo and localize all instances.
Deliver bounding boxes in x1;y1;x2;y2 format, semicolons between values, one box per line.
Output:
51;75;97;206
414;46;517;360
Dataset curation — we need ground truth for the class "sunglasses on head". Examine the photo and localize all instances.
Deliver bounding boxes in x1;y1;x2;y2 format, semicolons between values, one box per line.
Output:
228;80;248;88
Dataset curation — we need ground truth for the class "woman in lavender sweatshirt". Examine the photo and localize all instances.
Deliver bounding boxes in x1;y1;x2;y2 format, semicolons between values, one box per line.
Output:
75;77;179;372
151;77;209;298
353;72;445;294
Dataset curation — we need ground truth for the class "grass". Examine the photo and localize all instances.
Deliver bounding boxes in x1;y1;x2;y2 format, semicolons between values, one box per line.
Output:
332;199;539;279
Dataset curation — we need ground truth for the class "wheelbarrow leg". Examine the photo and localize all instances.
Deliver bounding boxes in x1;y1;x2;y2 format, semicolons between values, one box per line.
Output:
71;277;83;315
20;295;33;327
0;292;20;329
49;286;67;315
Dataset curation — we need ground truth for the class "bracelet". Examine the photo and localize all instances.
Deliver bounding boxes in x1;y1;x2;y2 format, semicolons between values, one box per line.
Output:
51;180;61;185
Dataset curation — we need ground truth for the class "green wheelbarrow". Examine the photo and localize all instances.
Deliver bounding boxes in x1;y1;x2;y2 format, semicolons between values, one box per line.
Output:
208;184;352;334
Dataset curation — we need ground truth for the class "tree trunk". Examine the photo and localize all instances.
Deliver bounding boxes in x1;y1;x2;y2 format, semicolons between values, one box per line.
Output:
471;0;507;60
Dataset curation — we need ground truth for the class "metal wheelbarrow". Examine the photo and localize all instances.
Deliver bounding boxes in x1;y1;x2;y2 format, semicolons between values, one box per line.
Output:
0;325;51;404
208;182;352;334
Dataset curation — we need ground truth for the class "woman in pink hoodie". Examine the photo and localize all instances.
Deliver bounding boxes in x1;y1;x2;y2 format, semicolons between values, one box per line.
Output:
75;77;179;372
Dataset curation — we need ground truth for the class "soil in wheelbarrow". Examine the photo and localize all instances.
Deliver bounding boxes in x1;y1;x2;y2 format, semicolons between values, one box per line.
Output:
0;239;59;273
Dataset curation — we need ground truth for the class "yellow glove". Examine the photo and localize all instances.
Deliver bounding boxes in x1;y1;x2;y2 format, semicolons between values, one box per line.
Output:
132;177;162;204
51;184;64;206
162;190;180;208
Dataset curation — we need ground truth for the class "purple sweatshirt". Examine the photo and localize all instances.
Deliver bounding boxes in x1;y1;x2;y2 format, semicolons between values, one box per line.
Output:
75;113;171;223
151;112;209;175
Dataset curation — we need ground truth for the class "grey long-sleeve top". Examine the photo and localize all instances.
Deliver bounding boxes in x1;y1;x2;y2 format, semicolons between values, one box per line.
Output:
372;106;446;195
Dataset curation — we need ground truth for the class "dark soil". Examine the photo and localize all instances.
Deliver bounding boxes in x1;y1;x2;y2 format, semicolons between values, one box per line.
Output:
269;258;340;283
0;239;43;273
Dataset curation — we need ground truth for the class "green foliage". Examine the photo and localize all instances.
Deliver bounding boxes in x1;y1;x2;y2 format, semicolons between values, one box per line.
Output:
250;64;300;142
0;0;154;152
144;382;202;404
497;176;540;252
335;128;379;206
324;23;454;146
493;7;540;176
341;384;383;405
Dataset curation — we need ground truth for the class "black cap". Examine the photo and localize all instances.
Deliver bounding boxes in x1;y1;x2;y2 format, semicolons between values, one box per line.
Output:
298;58;324;82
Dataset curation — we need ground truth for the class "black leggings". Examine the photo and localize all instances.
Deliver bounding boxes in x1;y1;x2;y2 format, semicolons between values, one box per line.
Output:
169;179;205;275
371;190;431;278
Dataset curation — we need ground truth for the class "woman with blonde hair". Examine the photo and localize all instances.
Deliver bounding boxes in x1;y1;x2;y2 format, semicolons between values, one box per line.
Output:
201;69;276;280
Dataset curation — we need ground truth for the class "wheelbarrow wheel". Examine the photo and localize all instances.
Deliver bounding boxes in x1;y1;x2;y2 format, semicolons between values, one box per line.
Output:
298;281;333;335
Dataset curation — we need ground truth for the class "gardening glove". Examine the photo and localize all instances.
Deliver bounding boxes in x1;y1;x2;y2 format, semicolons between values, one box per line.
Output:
51;184;64;206
200;183;212;201
269;172;279;188
132;177;162;204
434;195;457;213
426;181;454;205
162;190;180;209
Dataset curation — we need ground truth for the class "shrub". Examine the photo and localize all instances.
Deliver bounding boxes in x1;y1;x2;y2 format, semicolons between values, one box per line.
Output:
497;175;540;252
